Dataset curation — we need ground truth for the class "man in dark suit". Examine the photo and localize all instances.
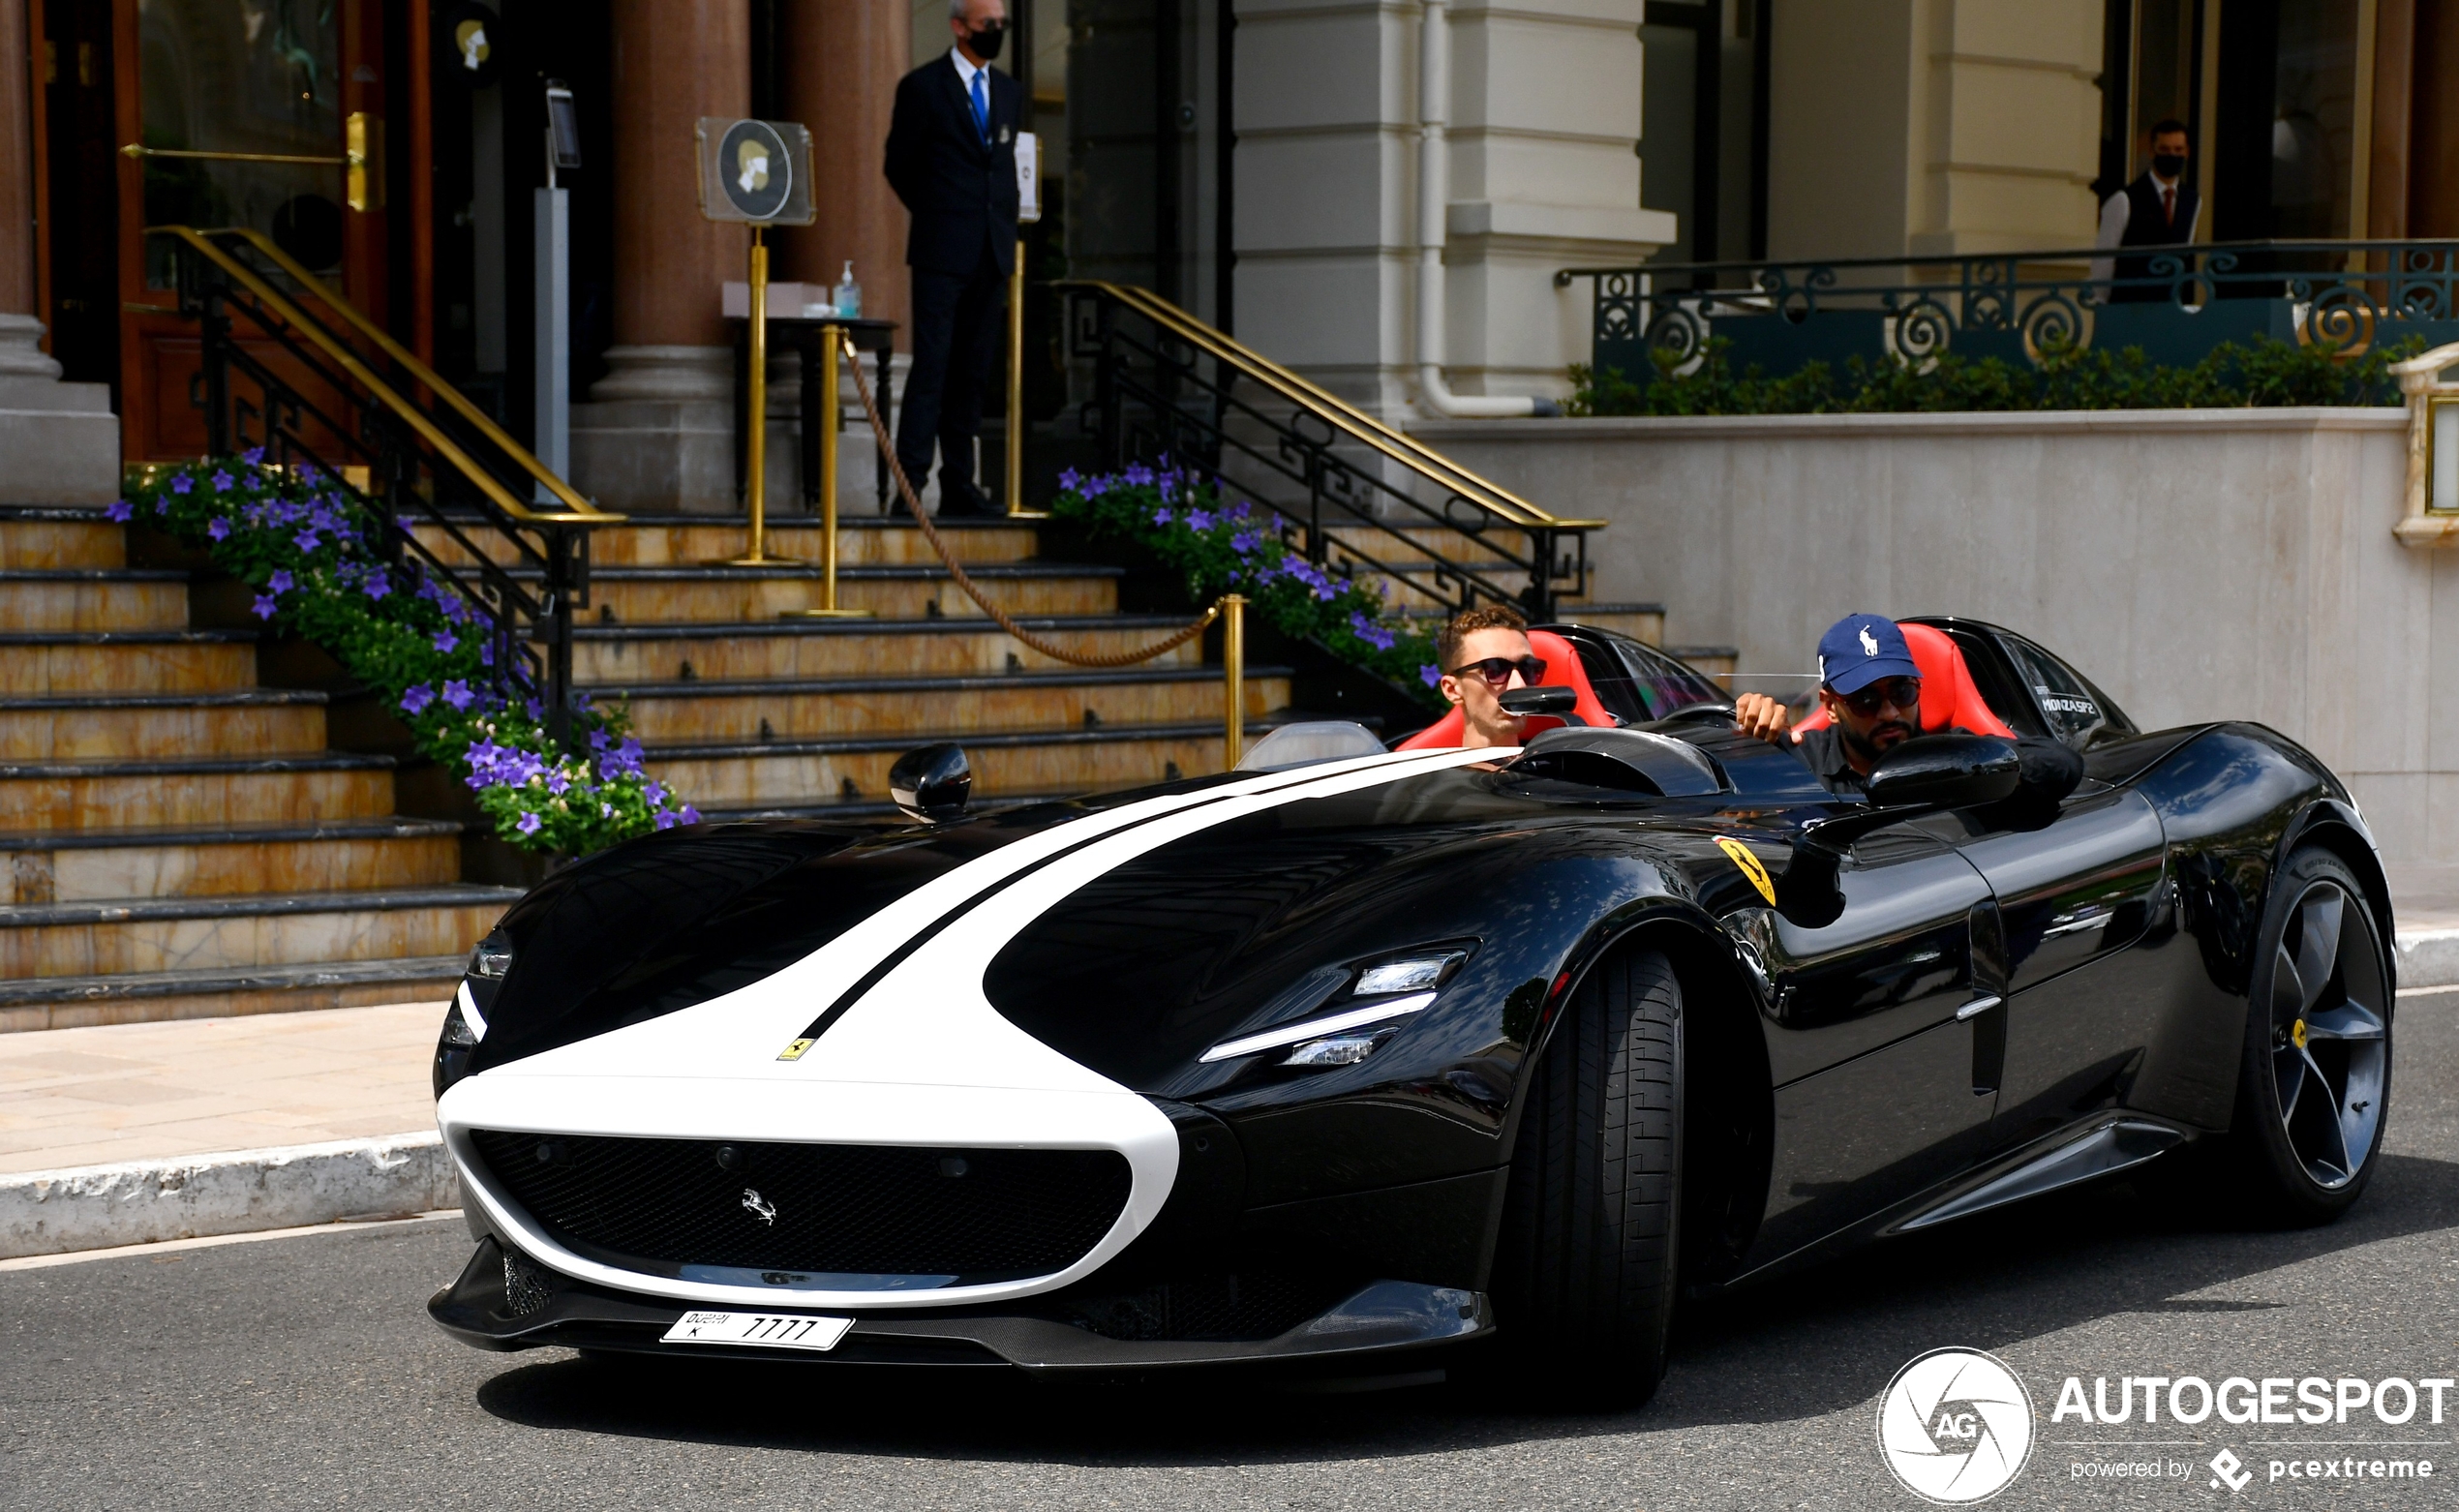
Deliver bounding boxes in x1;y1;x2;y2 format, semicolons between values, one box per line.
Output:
885;0;1020;519
2090;119;2200;304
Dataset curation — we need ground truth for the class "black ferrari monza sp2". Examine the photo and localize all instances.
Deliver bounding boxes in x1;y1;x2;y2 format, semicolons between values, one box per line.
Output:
428;617;2394;1404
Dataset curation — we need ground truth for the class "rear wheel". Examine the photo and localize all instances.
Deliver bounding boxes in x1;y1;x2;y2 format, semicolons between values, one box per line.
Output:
1490;946;1683;1407
2227;847;2391;1223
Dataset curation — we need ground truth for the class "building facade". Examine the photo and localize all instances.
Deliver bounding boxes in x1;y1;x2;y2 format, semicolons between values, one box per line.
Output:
3;0;2454;504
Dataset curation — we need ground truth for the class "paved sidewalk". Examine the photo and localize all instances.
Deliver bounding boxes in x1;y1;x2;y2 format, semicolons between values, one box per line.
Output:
0;1000;444;1175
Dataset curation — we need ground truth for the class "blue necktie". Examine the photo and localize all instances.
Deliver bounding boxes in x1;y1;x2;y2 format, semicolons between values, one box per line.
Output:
971;70;989;142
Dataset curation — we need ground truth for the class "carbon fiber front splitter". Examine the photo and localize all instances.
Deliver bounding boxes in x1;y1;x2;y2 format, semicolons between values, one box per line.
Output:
429;1237;1493;1374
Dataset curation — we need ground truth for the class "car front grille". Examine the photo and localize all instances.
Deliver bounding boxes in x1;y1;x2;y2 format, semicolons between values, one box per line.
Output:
468;1131;1133;1283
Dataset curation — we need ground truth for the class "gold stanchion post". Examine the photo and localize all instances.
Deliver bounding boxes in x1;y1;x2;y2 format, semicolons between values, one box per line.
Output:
729;226;782;565
1003;234;1047;519
787;322;872;619
1222;593;1246;771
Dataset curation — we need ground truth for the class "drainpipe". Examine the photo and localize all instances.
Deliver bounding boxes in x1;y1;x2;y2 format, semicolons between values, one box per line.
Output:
1414;0;1558;418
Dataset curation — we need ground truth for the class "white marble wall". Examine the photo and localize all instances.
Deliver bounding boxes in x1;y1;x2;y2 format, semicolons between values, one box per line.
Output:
1412;408;2459;862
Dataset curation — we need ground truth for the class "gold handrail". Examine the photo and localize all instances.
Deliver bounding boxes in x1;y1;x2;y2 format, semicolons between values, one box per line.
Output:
147;227;616;526
211;227;622;522
1069;280;1606;531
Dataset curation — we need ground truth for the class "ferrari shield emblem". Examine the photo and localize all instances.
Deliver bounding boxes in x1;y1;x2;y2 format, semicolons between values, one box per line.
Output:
776;1037;814;1062
1715;836;1777;906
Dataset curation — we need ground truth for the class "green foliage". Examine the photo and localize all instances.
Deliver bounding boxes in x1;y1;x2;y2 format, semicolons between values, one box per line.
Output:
1048;463;1449;708
1565;333;2427;417
119;457;697;855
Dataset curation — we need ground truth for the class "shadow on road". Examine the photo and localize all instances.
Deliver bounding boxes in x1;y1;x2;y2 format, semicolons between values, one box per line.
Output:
471;1149;2459;1466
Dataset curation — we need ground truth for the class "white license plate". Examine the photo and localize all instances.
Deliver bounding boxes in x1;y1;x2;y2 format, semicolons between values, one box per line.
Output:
660;1311;854;1352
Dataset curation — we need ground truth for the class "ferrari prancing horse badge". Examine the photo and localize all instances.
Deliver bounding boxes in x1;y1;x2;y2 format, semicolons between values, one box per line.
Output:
1715;836;1777;906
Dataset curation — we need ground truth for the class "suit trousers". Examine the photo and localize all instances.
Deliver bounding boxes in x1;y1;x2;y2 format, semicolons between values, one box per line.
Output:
896;254;1006;512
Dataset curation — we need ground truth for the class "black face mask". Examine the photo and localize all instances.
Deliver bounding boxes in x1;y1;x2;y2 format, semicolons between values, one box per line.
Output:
2151;152;2186;179
964;20;1006;59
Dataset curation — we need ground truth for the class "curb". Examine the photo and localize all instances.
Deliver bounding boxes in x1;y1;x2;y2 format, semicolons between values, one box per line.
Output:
0;1132;458;1260
2397;928;2459;991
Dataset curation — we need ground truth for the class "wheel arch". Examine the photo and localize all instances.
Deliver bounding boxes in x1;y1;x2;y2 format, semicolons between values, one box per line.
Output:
1503;906;1775;1287
2280;801;2397;994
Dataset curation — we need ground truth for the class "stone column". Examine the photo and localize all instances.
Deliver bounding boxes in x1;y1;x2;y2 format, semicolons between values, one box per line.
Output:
571;0;751;514
769;0;912;513
0;0;118;500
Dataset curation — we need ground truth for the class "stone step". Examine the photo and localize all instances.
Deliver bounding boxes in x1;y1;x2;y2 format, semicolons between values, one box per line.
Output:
0;753;397;832
0;630;259;695
606;667;1290;743
0;690;327;761
0;818;463;904
0;569;190;632
1552;603;1668;645
572;613;1208;682
564;561;1121;625
413;515;1042;569
645;720;1274;805
0;884;518;982
0;506;125;569
1321;523;1534;565
0;953;471;1034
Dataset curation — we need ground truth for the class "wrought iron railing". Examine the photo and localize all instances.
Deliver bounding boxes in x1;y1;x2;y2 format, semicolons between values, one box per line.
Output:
1559;240;2459;382
1058;280;1599;620
151;226;621;743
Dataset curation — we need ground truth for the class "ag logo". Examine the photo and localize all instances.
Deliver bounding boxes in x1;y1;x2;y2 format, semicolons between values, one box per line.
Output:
1876;1347;2036;1503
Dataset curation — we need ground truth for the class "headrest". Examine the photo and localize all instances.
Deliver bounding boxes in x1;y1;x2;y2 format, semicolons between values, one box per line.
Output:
1793;621;2018;740
1396;628;1617;749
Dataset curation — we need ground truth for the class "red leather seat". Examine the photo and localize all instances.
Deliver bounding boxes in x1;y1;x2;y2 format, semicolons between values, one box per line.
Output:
1792;621;2017;740
1397;629;1617;749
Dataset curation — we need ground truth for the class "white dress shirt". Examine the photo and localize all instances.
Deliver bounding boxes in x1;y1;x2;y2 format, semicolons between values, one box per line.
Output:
952;46;988;125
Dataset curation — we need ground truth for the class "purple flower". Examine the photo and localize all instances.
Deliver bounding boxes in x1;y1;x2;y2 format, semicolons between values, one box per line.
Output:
432;628;458;654
642;780;667;806
517;811;542;835
105;499;133;523
1152;507;1172;525
679;804;702;825
207;518;230;541
546;770;571;795
1230;500;1253;520
1350;611;1397;651
601;802;614;818
1056;468;1082;492
1186;509;1216;532
441;680;473;711
292;529;321;553
526;698;545;721
241;446;265;465
400;684;436;715
1420;664;1442;688
1230;530;1258;555
170;474;195;495
653;808;681;830
589;728;610;751
478;640;493;667
251;594;278;620
265;569;293;595
1123;463;1155;487
211;470;234;492
361;570;389;601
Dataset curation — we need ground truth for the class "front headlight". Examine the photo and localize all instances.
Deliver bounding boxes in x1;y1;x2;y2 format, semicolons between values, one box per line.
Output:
1199;944;1474;1067
436;932;510;1098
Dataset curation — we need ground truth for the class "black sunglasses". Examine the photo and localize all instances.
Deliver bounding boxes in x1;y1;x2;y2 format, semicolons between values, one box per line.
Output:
1834;676;1923;717
1447;654;1547;686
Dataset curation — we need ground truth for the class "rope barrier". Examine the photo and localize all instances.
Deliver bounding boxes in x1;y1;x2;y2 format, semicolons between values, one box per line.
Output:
845;355;1221;668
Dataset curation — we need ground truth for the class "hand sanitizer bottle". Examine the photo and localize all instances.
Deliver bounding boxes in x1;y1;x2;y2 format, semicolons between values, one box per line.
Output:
834;261;861;319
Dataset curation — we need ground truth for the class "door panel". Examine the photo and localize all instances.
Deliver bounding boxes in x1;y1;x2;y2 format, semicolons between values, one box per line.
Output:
1740;827;1997;1261
115;0;385;461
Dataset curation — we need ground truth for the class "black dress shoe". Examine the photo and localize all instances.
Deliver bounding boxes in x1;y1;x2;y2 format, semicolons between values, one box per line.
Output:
935;494;1006;520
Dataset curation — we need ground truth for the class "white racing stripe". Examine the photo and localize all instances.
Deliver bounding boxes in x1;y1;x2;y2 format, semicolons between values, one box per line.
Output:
439;744;1507;1312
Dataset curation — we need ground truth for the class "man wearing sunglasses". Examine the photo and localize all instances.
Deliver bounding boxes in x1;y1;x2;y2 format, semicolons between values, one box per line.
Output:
1435;605;1548;750
1734;614;1936;795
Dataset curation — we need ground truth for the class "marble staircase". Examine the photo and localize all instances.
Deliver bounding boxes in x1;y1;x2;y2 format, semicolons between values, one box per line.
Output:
0;504;517;1032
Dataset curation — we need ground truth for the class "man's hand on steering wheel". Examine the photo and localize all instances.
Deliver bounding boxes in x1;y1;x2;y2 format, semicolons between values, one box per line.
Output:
1734;691;1792;745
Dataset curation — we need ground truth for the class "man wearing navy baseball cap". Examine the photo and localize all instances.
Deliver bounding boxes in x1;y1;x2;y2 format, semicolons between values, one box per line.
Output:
1734;613;1934;795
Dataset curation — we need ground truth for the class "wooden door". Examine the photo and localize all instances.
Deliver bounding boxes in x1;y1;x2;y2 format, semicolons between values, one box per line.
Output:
113;0;391;463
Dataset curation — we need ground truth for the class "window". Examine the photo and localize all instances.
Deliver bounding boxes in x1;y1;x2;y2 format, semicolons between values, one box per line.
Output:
2000;634;2138;750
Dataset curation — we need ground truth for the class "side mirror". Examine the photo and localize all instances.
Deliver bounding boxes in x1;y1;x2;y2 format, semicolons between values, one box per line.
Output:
889;742;972;823
1499;685;1579;719
1865;733;2020;809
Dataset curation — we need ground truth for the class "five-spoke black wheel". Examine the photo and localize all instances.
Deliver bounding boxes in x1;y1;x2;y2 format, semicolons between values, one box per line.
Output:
2231;848;2391;1220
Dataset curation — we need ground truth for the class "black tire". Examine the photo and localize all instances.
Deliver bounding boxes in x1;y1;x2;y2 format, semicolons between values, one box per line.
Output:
1490;946;1683;1407
2226;846;2392;1224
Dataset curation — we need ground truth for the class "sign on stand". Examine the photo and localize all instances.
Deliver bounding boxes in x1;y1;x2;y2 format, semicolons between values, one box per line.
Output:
695;117;815;565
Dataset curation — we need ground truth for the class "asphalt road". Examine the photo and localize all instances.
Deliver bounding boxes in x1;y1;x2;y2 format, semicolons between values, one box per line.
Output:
10;991;2459;1512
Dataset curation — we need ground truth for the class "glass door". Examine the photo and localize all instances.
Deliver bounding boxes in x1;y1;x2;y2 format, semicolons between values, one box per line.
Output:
114;0;390;462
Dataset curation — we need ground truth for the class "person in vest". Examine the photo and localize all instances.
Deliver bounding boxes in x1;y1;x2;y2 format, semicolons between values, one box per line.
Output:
2090;119;2200;304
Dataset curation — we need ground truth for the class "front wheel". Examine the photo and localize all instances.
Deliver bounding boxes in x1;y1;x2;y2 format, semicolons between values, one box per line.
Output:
2226;847;2391;1223
1490;946;1683;1407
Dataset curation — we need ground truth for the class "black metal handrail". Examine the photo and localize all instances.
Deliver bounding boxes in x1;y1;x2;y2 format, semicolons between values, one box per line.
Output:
1058;281;1595;620
1558;239;2459;375
151;226;611;743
